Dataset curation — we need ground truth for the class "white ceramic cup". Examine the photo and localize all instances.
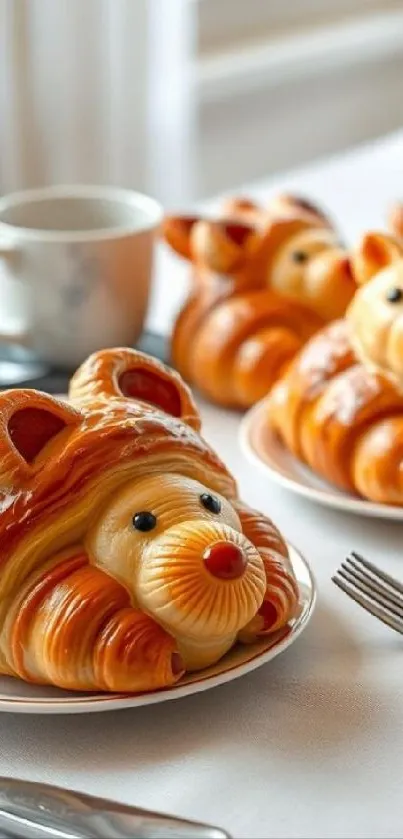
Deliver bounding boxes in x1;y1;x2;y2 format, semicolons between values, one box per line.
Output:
0;185;162;369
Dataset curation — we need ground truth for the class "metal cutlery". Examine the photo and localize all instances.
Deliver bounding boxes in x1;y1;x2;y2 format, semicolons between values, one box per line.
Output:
0;778;230;839
332;550;403;634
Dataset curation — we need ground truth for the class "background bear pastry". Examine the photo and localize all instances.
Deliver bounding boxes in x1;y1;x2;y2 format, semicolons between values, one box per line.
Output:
0;349;299;694
162;193;355;409
268;231;403;506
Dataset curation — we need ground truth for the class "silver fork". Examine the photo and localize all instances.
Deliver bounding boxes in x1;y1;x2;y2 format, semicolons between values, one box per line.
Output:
332;550;403;634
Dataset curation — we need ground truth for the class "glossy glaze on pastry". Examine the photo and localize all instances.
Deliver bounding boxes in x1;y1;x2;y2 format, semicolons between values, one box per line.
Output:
162;193;355;408
269;232;403;504
0;348;298;693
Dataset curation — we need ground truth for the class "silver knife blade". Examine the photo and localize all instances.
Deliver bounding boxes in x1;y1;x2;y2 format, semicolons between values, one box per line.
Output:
0;778;231;839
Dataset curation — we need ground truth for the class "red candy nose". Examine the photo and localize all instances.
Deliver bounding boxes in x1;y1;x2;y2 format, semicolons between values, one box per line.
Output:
203;541;247;580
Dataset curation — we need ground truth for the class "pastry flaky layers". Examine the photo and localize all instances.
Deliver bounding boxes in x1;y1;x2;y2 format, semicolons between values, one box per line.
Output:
268;231;403;505
0;348;298;694
162;193;355;409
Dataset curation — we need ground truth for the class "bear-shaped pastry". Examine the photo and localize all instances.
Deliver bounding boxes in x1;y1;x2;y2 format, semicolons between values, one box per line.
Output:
268;231;403;505
0;348;298;693
162;193;355;409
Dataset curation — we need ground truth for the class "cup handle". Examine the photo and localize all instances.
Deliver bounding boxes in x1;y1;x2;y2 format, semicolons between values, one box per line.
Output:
0;238;30;346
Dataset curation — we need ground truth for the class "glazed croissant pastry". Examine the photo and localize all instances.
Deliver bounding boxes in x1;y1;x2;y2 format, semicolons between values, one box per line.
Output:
162;193;355;409
0;348;298;693
269;231;403;504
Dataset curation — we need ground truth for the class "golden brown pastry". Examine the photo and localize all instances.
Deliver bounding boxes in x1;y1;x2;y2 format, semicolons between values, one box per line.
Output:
268;231;403;504
388;202;403;240
0;348;298;693
221;193;333;228
162;194;354;409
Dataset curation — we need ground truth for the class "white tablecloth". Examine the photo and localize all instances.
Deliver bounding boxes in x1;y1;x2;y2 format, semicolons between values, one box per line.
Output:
2;132;403;839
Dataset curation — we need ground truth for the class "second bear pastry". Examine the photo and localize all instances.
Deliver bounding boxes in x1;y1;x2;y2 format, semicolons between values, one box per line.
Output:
268;231;403;505
163;194;355;409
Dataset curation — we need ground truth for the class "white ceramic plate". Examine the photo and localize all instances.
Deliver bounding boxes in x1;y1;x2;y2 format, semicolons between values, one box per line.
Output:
240;398;403;520
0;544;314;714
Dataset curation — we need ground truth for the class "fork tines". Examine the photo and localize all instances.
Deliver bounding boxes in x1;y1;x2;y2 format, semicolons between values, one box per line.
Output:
332;550;403;635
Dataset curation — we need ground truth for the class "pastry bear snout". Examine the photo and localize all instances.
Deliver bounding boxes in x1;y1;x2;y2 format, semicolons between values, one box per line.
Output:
136;518;266;646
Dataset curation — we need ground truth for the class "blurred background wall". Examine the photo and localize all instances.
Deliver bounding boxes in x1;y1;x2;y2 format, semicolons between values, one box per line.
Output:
1;0;403;207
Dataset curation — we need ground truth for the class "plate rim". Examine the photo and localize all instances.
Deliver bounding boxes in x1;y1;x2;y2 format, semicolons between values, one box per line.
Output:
240;398;403;521
0;543;315;714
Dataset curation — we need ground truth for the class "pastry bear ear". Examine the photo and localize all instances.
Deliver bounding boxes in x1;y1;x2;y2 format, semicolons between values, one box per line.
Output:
220;196;261;222
161;215;201;261
0;390;80;472
220;194;334;231
162;212;259;275
189;219;258;274
69;349;201;431
352;232;403;286
265;193;333;228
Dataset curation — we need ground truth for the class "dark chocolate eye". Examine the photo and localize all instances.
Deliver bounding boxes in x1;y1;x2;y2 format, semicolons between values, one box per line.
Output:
291;251;308;263
200;493;221;514
132;511;157;532
386;287;403;303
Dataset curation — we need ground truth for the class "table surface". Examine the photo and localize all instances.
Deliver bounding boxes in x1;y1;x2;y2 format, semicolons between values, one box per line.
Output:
3;132;403;839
